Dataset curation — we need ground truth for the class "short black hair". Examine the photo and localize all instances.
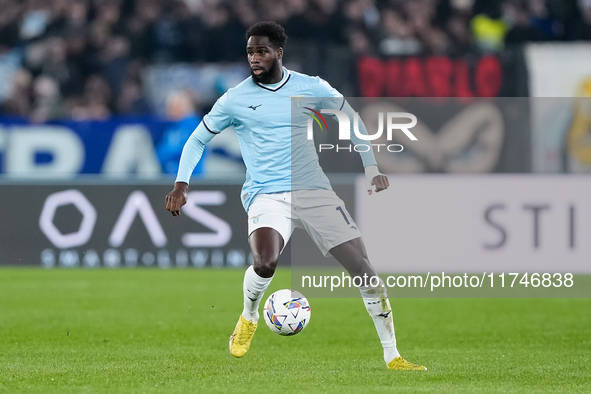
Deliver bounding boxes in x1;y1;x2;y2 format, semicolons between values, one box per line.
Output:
245;21;288;49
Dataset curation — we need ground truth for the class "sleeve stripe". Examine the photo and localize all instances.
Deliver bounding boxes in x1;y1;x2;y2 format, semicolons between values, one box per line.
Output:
339;96;345;110
202;120;220;134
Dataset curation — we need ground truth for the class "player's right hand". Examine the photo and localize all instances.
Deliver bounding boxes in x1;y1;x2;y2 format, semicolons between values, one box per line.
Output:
165;182;188;216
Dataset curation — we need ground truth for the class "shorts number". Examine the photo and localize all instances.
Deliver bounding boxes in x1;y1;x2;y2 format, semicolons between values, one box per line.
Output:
336;206;350;224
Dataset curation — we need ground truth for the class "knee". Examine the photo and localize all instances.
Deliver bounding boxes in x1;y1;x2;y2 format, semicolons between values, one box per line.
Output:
253;255;279;278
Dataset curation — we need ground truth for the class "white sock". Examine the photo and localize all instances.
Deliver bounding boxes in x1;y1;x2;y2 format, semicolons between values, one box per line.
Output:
242;265;273;323
359;278;401;364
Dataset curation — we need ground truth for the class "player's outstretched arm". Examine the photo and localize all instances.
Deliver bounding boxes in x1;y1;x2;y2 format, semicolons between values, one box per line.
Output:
318;81;390;196
165;182;188;216
340;102;389;195
164;121;216;217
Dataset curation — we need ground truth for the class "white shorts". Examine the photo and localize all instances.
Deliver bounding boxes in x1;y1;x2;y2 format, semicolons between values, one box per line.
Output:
247;190;362;256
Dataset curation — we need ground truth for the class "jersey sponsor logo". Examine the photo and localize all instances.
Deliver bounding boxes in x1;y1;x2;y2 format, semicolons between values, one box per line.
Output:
290;95;305;108
248;104;262;110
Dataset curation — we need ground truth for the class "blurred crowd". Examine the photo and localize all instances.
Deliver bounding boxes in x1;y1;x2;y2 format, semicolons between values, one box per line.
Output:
0;0;590;120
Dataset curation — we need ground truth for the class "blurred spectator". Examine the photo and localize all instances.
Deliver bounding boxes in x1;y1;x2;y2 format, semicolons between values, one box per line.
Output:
147;2;185;63
116;79;151;115
3;69;33;116
39;36;82;96
260;0;290;24
349;28;374;56
565;0;591;40
156;90;206;175
178;1;206;62
0;0;20;49
471;2;509;51
1;0;591;118
19;0;53;42
378;7;422;56
528;0;562;39
344;0;380;35
404;0;435;36
283;0;311;40
30;75;65;122
125;0;160;61
63;0;89;31
201;2;244;62
445;11;473;54
71;74;112;120
505;1;550;45
0;48;22;107
420;26;450;54
101;36;131;97
307;0;348;44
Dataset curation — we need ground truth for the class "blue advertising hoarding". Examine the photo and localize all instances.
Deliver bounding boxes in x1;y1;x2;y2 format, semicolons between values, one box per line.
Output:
0;117;171;177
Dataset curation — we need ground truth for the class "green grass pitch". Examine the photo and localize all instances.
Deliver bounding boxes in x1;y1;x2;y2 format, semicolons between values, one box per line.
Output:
1;268;590;393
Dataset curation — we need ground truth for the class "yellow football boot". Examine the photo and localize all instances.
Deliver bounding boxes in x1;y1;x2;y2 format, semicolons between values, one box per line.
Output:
387;357;427;371
229;315;257;358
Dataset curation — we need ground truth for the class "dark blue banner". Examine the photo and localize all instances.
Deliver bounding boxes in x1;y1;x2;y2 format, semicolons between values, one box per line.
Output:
0;117;173;177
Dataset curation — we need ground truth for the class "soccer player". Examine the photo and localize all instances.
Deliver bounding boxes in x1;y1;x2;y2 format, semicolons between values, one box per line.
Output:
165;21;426;371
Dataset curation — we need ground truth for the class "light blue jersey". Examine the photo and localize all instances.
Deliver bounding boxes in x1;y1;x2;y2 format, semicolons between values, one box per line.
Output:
176;67;376;211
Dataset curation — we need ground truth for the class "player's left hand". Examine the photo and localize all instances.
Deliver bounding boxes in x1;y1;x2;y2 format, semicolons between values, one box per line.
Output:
369;174;389;195
365;165;389;195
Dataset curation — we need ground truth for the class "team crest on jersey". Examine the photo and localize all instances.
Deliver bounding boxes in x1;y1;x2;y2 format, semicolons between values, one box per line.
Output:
251;216;259;224
290;95;305;109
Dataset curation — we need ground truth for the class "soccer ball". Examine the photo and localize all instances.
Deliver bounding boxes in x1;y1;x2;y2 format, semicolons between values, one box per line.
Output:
263;289;311;336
